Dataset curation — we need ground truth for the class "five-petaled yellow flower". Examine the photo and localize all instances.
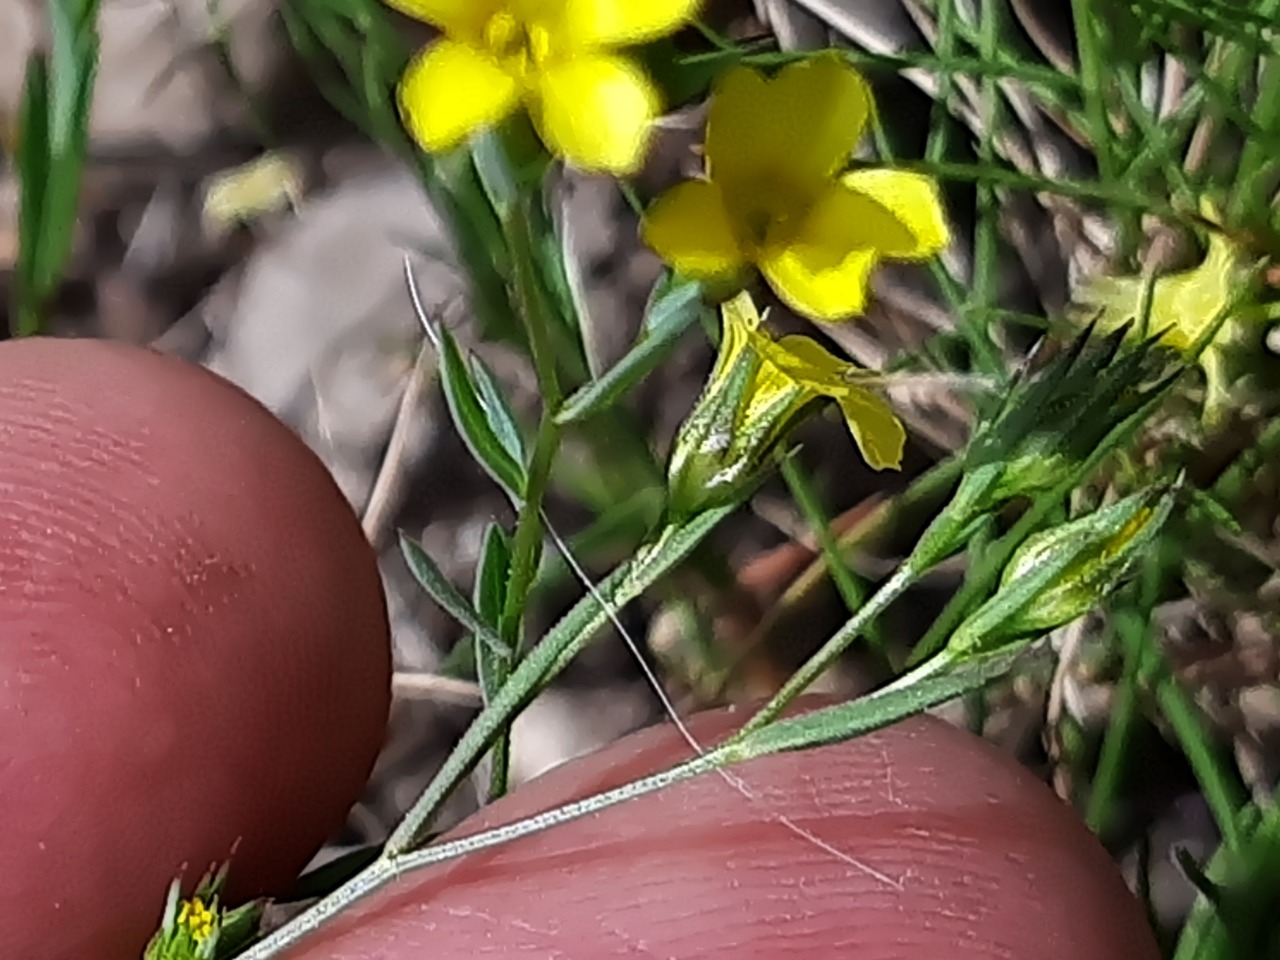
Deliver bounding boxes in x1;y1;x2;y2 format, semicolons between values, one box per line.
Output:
387;0;701;174
668;292;905;515
643;53;950;321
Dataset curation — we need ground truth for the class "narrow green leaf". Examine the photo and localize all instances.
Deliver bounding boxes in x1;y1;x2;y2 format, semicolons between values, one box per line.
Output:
1187;487;1244;535
523;186;590;378
437;326;527;501
12;0;100;336
731;646;1027;760
1230;39;1280;223
1155;670;1248;851
473;523;514;802
468;353;527;471
1172;792;1280;960
399;531;511;657
473;523;514;705
779;454;880;654
14;53;52;333
469;128;519;217
387;504;735;853
556;275;705;424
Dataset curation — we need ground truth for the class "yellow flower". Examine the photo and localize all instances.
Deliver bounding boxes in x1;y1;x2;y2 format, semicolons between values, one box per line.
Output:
668;292;905;515
1075;229;1246;353
388;0;701;174
642;53;950;321
1071;210;1280;425
176;896;217;944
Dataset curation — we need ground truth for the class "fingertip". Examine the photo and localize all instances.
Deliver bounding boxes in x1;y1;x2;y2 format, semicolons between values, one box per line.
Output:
291;701;1159;959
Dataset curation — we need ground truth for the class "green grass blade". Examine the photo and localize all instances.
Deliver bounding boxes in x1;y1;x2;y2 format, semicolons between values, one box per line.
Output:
13;0;100;336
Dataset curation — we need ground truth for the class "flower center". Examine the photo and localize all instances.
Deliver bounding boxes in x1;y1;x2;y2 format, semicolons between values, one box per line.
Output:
735;175;815;254
483;12;554;79
177;896;216;943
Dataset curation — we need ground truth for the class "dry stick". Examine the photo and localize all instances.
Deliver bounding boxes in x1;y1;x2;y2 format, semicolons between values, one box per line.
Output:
361;341;439;549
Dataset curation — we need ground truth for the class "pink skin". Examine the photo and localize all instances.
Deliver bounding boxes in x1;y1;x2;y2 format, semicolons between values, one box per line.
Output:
286;705;1160;960
0;338;391;960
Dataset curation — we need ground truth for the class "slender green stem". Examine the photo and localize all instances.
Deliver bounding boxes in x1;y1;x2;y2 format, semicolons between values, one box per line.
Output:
236;641;1023;960
488;416;560;799
507;195;563;409
470;186;568;798
733;563;918;739
901;159;1181;219
1211;418;1280;503
1228;3;1280;222
385;507;732;855
1155;672;1246;851
964;0;1006;377
498;418;561;643
1070;0;1116;182
1084;612;1147;834
779;455;883;658
908;510;1035;665
234;742;723;960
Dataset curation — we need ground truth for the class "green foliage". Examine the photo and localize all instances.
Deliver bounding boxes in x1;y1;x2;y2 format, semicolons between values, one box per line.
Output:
143;864;261;960
13;0;101;336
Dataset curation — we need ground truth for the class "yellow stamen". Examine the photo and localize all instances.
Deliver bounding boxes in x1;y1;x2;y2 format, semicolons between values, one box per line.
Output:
177;896;217;944
483;12;555;79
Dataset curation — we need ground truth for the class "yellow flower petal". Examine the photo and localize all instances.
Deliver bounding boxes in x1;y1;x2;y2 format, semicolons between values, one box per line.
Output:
722;290;764;333
534;54;659;173
760;245;877;321
790;181;917;258
763;333;853;390
398;41;519;153
381;0;498;35
706;54;871;198
756;181;911;320
836;386;906;469
758;333;905;469
741;357;809;431
707;290;757;383
558;0;702;47
707;290;769;402
842;169;950;259
643;180;746;282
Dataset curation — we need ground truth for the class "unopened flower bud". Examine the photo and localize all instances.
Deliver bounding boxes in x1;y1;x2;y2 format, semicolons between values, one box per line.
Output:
946;483;1178;658
667;292;904;517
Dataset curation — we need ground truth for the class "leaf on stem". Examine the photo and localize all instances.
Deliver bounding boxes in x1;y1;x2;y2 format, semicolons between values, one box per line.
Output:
473;523;515;706
437;325;528;502
399;531;511;657
474;522;515;801
556;273;706;424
